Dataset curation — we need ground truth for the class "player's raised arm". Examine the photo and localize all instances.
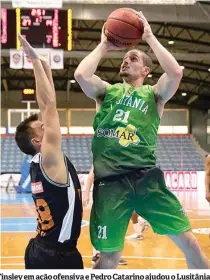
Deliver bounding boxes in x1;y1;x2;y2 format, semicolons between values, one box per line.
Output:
74;26;115;101
137;12;183;115
19;35;66;183
39;55;56;95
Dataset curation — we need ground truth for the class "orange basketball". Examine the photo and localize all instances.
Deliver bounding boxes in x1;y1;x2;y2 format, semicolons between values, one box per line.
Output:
104;8;144;48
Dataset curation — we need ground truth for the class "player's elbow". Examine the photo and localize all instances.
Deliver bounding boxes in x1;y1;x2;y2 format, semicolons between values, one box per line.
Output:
74;70;85;82
41;100;57;117
44;98;56;110
174;67;183;80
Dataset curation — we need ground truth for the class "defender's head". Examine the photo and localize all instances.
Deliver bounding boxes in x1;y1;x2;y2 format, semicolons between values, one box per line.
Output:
15;113;44;156
120;49;152;82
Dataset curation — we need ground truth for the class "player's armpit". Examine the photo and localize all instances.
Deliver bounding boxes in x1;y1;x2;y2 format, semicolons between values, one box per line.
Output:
41;139;68;185
153;72;182;105
40;106;68;185
41;147;68;185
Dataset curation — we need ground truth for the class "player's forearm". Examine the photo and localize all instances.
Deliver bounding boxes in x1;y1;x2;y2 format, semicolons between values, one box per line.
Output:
85;166;94;192
75;42;109;78
39;56;55;96
85;178;93;193
146;35;183;78
85;177;93;192
32;59;56;109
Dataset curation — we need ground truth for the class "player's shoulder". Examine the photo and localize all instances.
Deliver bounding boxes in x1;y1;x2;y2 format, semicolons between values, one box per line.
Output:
142;84;153;91
137;84;154;95
106;82;124;89
104;83;125;96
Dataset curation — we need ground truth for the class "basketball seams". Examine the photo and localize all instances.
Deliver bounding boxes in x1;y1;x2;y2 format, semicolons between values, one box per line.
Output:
107;17;143;33
105;27;141;40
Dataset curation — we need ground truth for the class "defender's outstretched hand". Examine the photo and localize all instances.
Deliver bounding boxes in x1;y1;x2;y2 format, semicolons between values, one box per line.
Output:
18;34;38;61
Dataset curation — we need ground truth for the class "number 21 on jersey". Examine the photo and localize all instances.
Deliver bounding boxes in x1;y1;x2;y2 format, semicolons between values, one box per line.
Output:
113;109;130;124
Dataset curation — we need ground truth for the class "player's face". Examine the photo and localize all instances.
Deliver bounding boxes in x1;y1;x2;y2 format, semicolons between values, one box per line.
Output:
120;50;148;81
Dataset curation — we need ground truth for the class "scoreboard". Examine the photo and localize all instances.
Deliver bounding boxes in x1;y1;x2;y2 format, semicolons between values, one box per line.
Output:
1;8;72;50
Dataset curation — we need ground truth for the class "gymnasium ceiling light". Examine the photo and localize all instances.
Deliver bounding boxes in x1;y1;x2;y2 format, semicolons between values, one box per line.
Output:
148;74;152;78
70;80;76;83
168;41;174;45
182;92;187;96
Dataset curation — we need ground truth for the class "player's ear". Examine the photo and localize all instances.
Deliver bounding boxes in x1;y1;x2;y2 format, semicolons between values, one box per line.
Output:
31;138;41;148
144;66;150;77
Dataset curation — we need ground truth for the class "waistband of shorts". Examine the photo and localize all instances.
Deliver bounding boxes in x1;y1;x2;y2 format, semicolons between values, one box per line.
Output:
94;166;162;184
35;235;77;252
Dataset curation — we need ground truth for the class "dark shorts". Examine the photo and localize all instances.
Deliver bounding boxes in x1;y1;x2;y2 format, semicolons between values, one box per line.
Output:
90;167;191;252
25;236;84;269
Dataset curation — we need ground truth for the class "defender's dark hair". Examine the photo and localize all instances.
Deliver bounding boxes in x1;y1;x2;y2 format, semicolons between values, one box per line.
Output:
15;113;39;156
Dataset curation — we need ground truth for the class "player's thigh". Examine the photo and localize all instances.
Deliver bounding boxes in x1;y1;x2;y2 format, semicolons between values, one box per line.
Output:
90;178;133;252
135;168;191;235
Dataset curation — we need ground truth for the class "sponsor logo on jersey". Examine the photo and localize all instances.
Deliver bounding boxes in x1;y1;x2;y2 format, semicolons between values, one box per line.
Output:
97;124;140;147
31;181;44;194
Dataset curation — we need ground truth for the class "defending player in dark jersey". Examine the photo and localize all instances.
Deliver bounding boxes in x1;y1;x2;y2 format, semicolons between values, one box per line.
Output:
15;35;83;269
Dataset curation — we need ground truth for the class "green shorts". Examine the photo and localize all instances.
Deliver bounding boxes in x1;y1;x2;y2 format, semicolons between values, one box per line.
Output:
90;167;191;252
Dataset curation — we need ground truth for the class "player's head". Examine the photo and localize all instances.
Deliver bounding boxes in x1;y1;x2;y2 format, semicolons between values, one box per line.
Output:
15;113;44;156
120;49;152;82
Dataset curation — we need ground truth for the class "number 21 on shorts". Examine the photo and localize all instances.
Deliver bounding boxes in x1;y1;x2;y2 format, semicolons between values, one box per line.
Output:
97;225;107;239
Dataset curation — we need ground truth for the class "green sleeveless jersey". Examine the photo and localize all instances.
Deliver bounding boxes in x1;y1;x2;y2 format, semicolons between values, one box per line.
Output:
92;83;160;179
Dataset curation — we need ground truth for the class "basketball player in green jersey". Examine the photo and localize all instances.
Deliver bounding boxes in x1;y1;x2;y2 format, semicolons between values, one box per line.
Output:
205;155;210;241
75;11;210;269
205;155;210;203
